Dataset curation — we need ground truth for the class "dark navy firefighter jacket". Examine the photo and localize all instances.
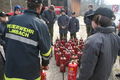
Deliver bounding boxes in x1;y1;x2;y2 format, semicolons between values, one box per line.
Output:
42;10;56;25
4;10;52;80
68;17;80;34
58;15;69;34
77;26;120;80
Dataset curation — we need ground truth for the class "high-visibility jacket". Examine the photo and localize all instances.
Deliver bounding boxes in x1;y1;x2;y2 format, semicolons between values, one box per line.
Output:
4;9;51;80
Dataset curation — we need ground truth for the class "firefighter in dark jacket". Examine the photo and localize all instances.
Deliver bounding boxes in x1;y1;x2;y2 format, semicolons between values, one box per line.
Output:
68;12;79;39
42;5;56;44
116;19;120;78
77;7;120;80
0;11;8;80
0;11;8;46
4;0;52;80
84;5;94;37
58;9;69;40
14;5;21;16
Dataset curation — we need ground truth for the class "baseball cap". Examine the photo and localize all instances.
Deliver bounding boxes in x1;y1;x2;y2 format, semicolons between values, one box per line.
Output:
0;11;7;17
87;7;114;20
14;5;21;11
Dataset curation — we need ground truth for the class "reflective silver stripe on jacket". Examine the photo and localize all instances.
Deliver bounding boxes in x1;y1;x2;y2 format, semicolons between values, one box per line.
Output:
6;33;38;46
42;56;50;60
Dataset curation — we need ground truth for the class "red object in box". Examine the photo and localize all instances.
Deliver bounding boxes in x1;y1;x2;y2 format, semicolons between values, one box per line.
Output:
78;45;84;50
65;43;70;48
68;46;73;50
71;55;78;60
68;62;78;80
73;46;78;54
77;51;83;57
60;46;65;53
41;70;46;80
54;48;58;54
60;56;67;72
71;42;75;47
55;52;62;66
65;51;71;63
79;38;84;45
61;40;66;46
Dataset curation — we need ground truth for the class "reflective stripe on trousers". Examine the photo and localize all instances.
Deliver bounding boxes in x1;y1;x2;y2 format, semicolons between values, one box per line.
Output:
4;75;41;80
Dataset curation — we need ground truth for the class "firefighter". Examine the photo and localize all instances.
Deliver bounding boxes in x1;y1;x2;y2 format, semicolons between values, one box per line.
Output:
68;12;80;39
116;19;120;78
118;19;120;36
58;9;69;40
42;5;57;45
4;0;51;80
84;5;94;37
0;11;8;80
14;5;21;15
77;7;120;80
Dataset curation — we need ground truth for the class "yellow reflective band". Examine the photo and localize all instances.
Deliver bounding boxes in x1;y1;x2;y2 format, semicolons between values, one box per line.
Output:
42;48;52;56
4;75;41;80
7;24;35;38
36;77;41;80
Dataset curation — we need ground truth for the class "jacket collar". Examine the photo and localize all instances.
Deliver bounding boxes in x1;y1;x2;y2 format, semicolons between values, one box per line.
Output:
24;9;39;16
72;17;76;19
95;26;115;33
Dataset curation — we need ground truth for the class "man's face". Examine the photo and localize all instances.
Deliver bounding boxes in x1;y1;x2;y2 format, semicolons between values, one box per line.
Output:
72;14;76;17
88;7;93;10
61;12;65;15
0;16;8;22
15;10;21;15
49;9;54;12
36;4;43;14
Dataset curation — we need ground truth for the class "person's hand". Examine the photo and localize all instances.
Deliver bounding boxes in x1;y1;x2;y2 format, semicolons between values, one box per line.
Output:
62;26;66;29
47;21;49;24
42;66;49;70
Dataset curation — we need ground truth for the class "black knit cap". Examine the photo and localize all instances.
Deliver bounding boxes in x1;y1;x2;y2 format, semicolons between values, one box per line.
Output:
27;0;43;3
61;9;66;13
87;7;114;20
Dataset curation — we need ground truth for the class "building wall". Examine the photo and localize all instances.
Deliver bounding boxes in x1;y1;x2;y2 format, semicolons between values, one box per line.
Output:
68;0;81;16
45;0;81;16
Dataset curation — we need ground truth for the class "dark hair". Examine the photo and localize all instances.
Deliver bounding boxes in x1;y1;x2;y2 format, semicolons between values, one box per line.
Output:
92;15;112;27
49;5;55;11
88;5;93;8
72;12;76;15
27;2;41;10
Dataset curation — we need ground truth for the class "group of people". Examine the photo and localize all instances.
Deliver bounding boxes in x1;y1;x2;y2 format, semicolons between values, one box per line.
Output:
0;0;120;80
0;2;80;80
42;6;80;44
58;10;80;40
